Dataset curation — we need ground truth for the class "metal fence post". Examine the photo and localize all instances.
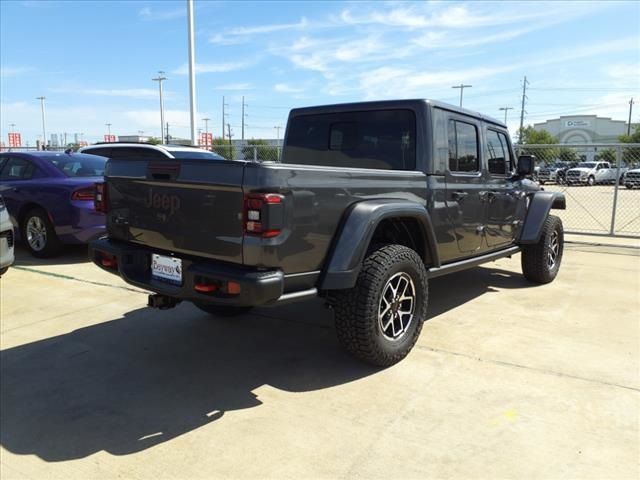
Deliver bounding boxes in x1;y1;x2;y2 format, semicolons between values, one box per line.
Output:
609;145;622;235
253;146;257;162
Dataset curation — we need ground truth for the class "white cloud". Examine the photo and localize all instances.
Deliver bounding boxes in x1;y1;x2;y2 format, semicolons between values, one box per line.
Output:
1;66;35;78
214;83;253;91
209;33;249;45
138;6;184;21
172;61;252;75
274;83;305;94
229;18;309;36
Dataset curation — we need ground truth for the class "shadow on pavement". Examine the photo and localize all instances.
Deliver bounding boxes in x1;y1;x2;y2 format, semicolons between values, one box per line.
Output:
0;265;533;462
13;244;90;267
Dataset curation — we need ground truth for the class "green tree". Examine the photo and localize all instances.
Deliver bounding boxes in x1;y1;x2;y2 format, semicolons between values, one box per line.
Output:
211;136;232;159
618;125;640;144
595;148;615;163
518;126;557;145
145;137;162;145
242;139;279;162
517;126;559;164
558;147;578;162
618;126;640;166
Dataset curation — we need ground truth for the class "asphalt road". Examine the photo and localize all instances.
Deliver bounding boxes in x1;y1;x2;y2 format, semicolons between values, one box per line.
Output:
1;240;639;480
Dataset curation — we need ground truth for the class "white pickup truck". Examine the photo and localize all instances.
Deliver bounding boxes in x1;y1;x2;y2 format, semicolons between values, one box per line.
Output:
565;161;626;186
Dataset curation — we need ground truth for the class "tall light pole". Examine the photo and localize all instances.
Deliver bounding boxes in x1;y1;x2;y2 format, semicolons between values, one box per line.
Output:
274;125;282;143
628;98;634;136
187;0;197;146
36;96;46;149
105;123;112;137
451;84;472;108
152;71;167;144
499;107;514;124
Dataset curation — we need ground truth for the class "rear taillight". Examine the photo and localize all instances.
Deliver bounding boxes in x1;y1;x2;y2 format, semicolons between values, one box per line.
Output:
71;186;95;201
95;182;108;213
98;251;117;269
244;193;284;238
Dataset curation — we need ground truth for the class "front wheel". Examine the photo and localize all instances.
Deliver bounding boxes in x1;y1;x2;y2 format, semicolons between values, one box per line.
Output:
587;176;595;186
21;208;62;258
329;244;428;367
521;215;564;284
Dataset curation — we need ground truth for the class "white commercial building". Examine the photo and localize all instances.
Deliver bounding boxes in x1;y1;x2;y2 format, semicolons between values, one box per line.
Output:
533;115;631;144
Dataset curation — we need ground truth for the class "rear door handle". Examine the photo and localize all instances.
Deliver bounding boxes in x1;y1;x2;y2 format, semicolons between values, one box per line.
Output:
452;191;468;200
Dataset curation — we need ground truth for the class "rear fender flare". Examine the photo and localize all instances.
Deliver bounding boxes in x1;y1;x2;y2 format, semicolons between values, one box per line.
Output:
518;191;566;244
319;199;439;290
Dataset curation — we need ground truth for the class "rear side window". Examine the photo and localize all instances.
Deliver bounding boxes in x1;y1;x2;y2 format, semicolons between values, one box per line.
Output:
448;120;479;172
83;147;112;157
48;155;106;177
283;109;416;170
486;129;511;175
108;148;168;161
0;157;36;180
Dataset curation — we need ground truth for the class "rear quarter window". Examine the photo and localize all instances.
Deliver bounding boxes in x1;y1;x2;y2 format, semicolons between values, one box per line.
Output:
283;109;416;170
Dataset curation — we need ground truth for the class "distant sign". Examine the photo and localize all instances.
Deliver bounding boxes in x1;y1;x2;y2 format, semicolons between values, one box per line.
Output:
200;132;212;147
104;134;116;142
8;132;22;147
565;120;590;128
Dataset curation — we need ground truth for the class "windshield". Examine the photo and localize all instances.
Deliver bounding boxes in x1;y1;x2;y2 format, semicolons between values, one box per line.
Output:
48;154;106;177
577;162;597;168
171;151;226;160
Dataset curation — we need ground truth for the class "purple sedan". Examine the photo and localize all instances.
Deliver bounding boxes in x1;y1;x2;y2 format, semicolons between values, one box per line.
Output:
0;151;106;257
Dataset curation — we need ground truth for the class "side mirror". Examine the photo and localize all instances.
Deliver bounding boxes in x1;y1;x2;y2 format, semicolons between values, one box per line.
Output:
517;155;535;176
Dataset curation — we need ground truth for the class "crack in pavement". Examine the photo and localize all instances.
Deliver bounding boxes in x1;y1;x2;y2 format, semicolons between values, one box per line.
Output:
418;345;639;393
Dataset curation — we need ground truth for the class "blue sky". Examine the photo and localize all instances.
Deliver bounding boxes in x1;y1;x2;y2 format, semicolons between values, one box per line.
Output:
1;0;639;145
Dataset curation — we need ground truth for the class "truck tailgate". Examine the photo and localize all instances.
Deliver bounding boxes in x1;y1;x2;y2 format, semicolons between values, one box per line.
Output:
106;159;245;263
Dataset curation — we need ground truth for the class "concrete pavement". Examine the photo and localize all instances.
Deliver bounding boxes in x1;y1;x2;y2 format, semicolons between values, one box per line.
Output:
1;243;638;479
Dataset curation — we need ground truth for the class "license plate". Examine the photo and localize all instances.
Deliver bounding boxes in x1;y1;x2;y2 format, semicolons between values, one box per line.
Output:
151;254;182;285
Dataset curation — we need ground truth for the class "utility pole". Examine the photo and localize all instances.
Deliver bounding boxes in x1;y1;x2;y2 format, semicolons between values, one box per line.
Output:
187;0;197;146
518;75;529;144
628;98;634;136
451;84;472;108
222;96;229;139
241;96;248;141
274;125;282;143
227;123;233;159
202;117;210;146
166;122;170;144
152;71;167;144
36;96;46;149
498;107;514;124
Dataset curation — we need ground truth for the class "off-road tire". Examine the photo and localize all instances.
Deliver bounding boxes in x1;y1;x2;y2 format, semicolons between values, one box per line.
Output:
329;244;428;367
193;302;253;317
21;207;62;258
521;215;564;284
0;266;8;276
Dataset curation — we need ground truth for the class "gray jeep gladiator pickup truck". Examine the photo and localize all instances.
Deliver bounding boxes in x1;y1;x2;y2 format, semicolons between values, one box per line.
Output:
90;99;566;366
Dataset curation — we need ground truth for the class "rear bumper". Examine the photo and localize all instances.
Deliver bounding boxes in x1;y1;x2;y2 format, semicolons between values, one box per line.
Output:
89;238;285;307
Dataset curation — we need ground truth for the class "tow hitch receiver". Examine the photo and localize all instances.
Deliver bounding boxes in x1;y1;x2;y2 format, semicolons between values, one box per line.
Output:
148;294;182;310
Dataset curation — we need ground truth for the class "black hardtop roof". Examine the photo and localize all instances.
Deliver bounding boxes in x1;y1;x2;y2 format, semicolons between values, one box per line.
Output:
289;99;506;129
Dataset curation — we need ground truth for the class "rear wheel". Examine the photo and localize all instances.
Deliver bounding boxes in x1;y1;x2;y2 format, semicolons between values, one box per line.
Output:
521;215;564;284
329;244;428;367
193;302;253;317
21;208;62;258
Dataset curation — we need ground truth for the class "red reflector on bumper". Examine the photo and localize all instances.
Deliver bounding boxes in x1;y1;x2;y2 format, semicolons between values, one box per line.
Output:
195;283;218;293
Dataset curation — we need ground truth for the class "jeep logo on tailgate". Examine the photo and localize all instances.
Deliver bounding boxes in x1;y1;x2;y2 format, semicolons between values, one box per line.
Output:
144;188;181;216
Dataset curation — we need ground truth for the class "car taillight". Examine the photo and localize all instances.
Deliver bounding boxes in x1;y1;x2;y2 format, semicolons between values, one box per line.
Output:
95;182;108;213
244;193;284;238
71;186;95;201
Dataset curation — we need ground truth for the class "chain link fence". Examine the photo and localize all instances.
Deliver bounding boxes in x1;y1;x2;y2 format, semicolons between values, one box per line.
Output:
212;144;282;162
514;143;640;237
